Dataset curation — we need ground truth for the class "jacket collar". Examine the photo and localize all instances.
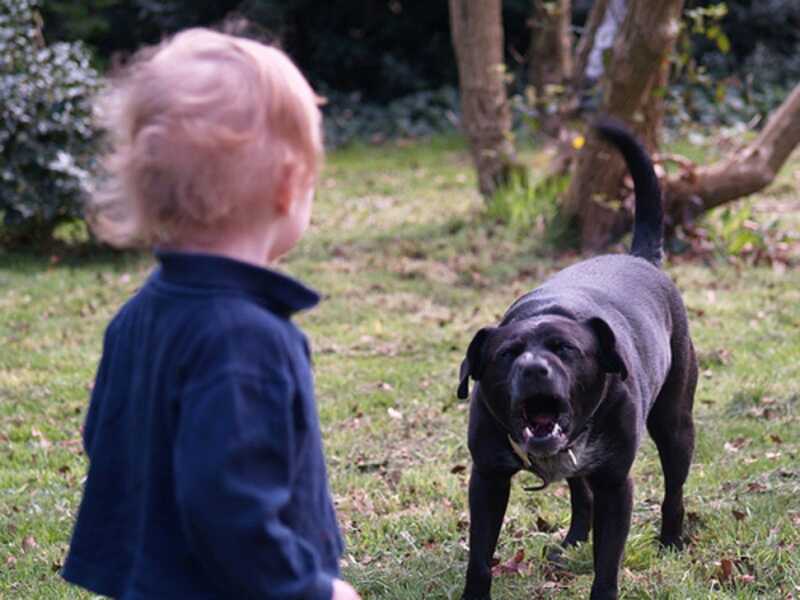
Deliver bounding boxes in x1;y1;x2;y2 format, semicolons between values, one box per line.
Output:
155;250;320;317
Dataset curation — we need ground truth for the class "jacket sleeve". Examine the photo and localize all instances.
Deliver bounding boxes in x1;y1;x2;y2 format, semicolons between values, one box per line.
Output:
173;366;333;600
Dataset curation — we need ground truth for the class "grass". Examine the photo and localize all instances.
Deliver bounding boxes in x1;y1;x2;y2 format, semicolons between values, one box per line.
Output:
1;135;799;599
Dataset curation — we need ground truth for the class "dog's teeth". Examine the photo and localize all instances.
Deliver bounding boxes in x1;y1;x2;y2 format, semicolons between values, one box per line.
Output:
523;427;533;441
553;423;561;435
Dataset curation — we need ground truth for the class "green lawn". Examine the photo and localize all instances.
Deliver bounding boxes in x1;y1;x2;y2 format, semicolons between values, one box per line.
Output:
1;136;799;599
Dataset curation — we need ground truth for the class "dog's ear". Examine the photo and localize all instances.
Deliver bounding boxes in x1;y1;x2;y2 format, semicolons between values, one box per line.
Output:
586;317;629;381
457;327;495;400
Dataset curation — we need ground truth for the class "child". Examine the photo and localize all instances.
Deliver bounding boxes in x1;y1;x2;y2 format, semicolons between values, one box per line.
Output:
62;28;360;600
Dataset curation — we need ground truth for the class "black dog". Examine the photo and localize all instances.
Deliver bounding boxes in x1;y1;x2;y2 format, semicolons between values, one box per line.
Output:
457;120;697;600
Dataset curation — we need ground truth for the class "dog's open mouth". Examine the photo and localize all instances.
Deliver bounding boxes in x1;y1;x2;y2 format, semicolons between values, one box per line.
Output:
523;414;563;442
520;395;568;451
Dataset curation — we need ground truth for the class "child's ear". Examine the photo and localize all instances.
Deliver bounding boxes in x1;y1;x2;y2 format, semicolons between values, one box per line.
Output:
273;164;299;215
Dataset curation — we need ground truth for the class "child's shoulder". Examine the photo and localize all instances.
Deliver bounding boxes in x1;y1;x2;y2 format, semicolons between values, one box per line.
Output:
109;272;298;357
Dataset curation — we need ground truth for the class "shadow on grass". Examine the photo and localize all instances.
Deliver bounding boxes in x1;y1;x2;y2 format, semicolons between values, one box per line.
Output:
0;242;150;275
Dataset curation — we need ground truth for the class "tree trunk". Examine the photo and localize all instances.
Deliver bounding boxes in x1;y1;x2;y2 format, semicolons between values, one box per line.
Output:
573;0;609;87
529;0;573;135
563;0;684;250
449;0;515;198
663;82;800;228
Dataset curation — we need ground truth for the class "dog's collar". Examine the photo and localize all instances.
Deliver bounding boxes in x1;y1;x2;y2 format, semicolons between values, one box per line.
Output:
507;435;577;470
562;377;613;450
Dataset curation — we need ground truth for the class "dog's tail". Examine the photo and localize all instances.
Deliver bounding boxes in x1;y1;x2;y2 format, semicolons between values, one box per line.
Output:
595;117;663;266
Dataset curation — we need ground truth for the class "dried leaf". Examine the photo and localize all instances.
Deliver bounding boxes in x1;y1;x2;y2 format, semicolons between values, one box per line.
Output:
732;509;747;521
719;558;734;581
747;482;768;493
356;459;388;473
450;464;467;474
724;437;749;453
22;536;37;552
491;548;529;577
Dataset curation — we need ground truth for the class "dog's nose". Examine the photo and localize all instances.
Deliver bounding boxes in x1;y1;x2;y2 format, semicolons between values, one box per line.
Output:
519;353;551;380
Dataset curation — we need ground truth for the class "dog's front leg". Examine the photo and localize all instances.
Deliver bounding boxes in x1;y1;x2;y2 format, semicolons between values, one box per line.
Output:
462;467;512;600
564;476;593;546
587;476;633;600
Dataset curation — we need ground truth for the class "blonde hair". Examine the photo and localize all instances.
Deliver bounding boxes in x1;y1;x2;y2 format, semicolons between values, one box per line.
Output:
89;28;323;247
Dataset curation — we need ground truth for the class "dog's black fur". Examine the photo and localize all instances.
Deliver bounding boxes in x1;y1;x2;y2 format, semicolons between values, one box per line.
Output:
458;119;697;600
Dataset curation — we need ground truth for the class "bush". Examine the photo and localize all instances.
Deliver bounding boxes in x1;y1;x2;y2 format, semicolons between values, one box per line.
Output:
487;171;573;247
322;87;460;148
0;0;100;242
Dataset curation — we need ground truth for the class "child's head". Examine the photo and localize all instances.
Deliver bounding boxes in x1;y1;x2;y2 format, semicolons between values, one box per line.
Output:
90;28;323;254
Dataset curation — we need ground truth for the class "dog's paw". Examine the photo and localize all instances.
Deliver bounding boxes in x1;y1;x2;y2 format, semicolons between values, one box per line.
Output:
589;584;619;600
544;544;568;568
658;535;684;551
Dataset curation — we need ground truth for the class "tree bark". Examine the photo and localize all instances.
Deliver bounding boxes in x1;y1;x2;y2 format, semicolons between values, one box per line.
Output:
529;0;573;98
563;0;684;250
529;0;573;136
573;0;609;87
449;0;515;198
663;82;800;228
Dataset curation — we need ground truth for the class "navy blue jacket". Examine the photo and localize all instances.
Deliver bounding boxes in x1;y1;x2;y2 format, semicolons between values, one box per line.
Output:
63;251;343;599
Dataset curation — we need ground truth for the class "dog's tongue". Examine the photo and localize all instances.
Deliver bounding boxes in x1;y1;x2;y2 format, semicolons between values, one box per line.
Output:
527;414;557;438
531;414;554;425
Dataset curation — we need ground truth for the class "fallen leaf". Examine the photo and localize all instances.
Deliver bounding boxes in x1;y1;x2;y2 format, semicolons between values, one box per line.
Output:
542;581;559;590
732;509;747;521
355;459;388;473
450;465;467;474
492;548;529;576
718;558;734;582
22;536;37;552
724;437;749;453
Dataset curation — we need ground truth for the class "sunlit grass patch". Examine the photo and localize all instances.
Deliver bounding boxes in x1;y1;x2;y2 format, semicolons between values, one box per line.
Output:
1;136;799;598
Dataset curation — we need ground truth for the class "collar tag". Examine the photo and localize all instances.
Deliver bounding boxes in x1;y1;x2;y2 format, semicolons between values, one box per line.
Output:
567;448;578;468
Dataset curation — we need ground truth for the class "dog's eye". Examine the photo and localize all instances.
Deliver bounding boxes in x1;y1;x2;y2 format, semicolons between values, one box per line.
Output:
497;345;520;361
548;340;574;356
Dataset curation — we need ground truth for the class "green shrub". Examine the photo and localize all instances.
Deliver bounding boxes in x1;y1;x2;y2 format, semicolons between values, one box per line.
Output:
487;171;572;247
0;0;100;242
322;87;459;148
